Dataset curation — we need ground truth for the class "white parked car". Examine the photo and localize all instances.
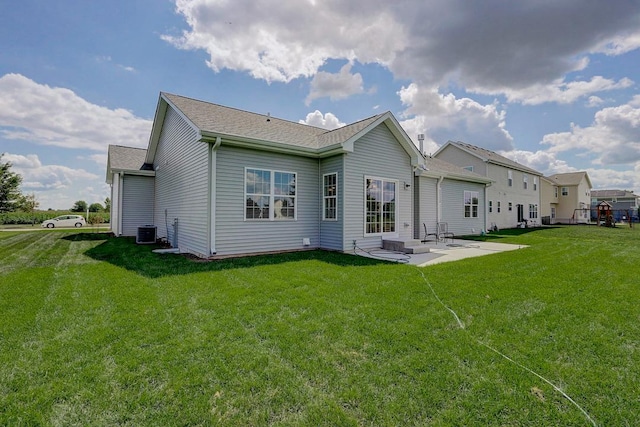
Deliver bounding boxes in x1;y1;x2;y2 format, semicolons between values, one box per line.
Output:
41;215;86;228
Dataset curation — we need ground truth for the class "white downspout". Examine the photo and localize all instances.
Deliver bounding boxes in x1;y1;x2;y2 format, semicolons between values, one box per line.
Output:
117;173;124;236
209;136;222;255
484;182;491;231
436;175;444;225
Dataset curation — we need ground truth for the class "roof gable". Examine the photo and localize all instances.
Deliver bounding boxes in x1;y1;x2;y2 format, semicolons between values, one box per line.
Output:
547;171;592;187
146;93;421;165
436;140;543;176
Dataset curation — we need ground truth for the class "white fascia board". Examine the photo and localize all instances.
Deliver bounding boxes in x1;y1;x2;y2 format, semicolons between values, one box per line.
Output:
414;166;492;184
110;169;155;177
145;93;201;164
199;131;322;158
382;114;423;166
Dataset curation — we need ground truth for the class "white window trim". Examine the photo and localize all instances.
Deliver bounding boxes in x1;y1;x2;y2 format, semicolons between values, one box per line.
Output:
533;176;538;191
322;172;338;221
508;170;513;187
464;190;479;218
244;167;297;221
364;175;399;236
523;174;528;190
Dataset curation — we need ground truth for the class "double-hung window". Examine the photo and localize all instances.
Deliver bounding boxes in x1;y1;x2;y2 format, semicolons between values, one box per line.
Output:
323;173;337;221
508;170;513;187
245;168;296;220
533;177;538;191
464;191;479;218
529;204;538;219
523;174;528;190
365;177;397;234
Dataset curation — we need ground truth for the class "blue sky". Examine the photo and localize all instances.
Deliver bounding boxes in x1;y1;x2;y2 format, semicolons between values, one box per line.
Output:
1;0;639;210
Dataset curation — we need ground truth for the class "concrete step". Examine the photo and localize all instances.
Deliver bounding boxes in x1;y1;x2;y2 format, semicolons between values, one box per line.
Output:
382;239;430;254
403;245;431;254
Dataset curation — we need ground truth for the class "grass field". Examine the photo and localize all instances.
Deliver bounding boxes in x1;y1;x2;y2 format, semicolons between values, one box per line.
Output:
1;226;638;425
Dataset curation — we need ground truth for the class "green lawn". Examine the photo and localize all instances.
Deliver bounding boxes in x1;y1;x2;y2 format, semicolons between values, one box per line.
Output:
1;226;638;426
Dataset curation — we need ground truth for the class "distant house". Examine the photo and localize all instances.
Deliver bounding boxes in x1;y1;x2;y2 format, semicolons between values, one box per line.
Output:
591;189;640;222
434;141;542;230
542;172;592;224
106;93;490;258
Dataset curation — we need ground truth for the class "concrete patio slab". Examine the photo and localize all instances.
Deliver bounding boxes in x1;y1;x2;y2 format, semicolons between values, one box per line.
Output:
355;239;527;266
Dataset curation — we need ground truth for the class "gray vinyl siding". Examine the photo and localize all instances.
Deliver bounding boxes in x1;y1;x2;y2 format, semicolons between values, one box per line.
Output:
153;107;210;256
215;146;320;256
440;179;485;236
121;175;155;236
415;176;438;239
436;145;487;176
319;155;344;250
343;123;413;250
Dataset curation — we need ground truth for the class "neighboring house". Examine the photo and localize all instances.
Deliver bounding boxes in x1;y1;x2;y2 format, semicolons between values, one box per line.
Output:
106;93;491;258
543;172;592;224
434;141;543;230
591;189;640;221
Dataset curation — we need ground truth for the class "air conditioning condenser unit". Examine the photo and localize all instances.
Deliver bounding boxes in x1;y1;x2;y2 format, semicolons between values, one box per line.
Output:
137;225;157;244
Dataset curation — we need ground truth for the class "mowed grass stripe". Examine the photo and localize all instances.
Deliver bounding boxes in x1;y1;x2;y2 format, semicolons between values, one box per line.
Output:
1;227;639;425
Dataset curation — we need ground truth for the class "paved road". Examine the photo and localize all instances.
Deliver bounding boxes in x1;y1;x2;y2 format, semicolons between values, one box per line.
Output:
0;226;110;232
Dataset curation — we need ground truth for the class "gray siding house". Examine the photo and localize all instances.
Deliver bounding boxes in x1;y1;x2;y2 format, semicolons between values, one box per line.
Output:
107;93;491;257
434;141;543;230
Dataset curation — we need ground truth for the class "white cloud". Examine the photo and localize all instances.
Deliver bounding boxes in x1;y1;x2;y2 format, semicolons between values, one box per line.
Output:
306;63;364;105
586;96;604;108
299;110;345;130
0;73;151;152
586;166;640;191
474;76;633;106
164;0;405;83
164;0;640;101
397;83;513;153
499;149;574;175
4;153;99;191
592;32;640;56
541;98;640;164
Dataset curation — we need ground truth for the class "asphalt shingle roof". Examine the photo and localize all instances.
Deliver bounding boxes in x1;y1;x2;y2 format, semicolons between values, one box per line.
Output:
591;189;638;198
108;145;148;170
163;93;385;150
448;141;542;175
